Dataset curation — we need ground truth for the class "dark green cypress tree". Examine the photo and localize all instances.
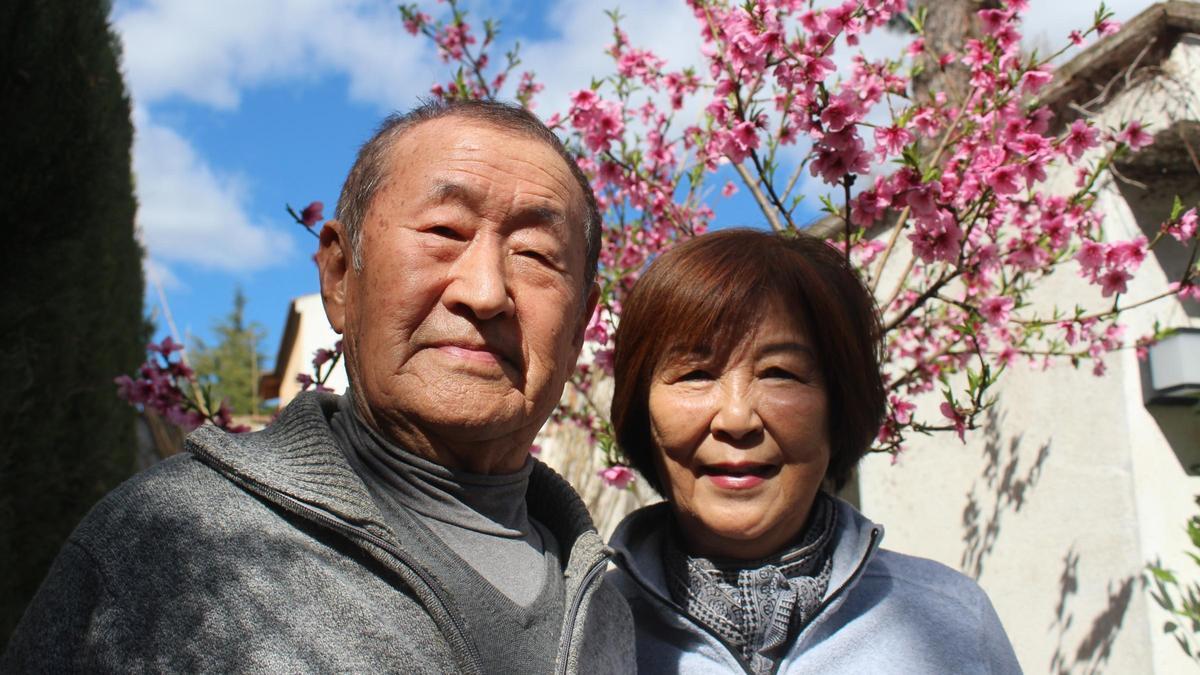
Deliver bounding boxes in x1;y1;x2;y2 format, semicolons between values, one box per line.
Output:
0;0;145;646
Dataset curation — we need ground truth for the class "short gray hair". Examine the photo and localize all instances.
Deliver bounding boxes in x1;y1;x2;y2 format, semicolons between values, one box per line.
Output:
335;99;601;291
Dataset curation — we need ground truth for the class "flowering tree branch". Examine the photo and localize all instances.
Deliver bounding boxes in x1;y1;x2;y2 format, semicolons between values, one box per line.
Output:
117;0;1199;490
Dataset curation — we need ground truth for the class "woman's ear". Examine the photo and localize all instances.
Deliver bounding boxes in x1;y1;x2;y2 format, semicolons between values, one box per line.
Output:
316;219;350;334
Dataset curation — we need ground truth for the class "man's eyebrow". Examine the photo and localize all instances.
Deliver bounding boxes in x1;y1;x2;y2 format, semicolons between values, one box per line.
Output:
428;180;567;228
428;181;479;207
515;204;567;228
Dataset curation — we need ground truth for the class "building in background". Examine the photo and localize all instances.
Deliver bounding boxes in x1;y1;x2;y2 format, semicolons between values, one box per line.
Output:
843;4;1199;672
259;293;348;406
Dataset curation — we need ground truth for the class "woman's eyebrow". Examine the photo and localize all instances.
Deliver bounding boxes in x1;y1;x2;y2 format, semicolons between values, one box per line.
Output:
758;341;815;358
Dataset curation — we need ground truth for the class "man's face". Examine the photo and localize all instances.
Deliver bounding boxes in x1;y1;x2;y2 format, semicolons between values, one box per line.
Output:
320;117;596;469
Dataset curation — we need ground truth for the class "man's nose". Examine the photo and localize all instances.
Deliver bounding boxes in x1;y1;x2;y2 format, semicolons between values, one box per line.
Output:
710;380;763;442
443;236;515;321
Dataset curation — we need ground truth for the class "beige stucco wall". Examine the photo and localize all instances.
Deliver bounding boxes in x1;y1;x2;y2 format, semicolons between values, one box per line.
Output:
278;293;348;406
858;36;1200;674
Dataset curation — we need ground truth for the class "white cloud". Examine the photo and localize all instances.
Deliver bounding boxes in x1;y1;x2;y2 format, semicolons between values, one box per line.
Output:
520;0;706;116
132;107;295;271
115;0;438;110
112;0;441;276
112;0;1165;264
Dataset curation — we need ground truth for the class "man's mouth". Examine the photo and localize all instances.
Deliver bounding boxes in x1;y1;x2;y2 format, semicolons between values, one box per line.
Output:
438;344;504;363
432;341;518;370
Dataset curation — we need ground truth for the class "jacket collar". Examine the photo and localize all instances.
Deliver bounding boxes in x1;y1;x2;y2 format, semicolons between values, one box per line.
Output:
609;495;884;606
185;391;603;565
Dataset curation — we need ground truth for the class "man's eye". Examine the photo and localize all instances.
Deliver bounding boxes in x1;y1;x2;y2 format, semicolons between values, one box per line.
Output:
425;225;465;240
516;249;551;265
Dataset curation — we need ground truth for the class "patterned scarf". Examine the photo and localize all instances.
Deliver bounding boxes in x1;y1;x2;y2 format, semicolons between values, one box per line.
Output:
664;493;837;675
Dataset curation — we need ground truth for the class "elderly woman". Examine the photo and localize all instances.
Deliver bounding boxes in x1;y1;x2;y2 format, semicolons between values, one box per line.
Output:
607;229;1020;674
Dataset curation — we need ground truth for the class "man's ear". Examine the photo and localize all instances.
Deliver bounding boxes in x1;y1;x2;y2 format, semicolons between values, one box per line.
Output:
316;219;351;334
572;282;602;352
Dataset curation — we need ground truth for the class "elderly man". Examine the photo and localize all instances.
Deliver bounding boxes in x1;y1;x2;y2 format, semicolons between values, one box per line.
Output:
3;100;633;673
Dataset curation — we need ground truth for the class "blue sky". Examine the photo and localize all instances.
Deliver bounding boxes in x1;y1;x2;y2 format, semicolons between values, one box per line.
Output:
111;0;1157;369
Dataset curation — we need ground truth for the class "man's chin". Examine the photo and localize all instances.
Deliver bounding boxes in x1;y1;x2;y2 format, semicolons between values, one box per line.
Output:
402;391;531;435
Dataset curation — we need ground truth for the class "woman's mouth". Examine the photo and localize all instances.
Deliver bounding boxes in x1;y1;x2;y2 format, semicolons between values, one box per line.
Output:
701;463;779;490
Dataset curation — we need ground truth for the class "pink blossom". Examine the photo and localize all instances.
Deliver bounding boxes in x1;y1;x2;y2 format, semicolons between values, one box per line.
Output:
149;336;184;356
299;201;324;228
911;108;940;138
721;181;738;197
599;465;636;489
1080;239;1104;270
988;165;1022;195
977;9;1010;35
979;296;1015;326
312;348;335;368
593;348;615;376
570;89;599;110
939;402;967;442
1106;237;1147;272
1062;120;1100;161
1116;120;1153;151
1068;30;1085;46
166;407;205;432
961;39;990;69
874;125;913;157
435;22;475;62
1060;321;1080;346
819;97;857;133
1020;69;1053;93
584;306;609;344
1099;268;1132;297
890;395;916;425
1097;19;1121;37
403;11;430;36
909;213;963;264
1172;280;1200;301
1166;208;1198;243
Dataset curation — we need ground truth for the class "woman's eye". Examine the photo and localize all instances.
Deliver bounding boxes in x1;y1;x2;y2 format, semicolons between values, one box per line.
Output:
762;366;799;380
676;369;712;382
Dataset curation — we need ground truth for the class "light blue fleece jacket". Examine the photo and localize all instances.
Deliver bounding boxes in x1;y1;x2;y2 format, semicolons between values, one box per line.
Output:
608;497;1022;674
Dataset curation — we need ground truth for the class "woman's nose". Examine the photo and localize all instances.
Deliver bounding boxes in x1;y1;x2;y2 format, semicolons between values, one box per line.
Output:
710;382;763;441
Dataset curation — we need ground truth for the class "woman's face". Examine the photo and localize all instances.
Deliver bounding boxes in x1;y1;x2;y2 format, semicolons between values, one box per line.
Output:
648;300;830;560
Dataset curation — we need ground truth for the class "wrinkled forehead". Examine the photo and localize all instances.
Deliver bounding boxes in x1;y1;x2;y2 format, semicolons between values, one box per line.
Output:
385;117;584;213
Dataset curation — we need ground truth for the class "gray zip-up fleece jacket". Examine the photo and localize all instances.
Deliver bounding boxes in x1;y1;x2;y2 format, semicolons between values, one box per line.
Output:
608;498;1021;674
2;392;634;674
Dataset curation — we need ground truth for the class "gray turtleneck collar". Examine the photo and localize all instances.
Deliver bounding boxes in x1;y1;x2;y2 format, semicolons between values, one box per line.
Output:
329;393;558;607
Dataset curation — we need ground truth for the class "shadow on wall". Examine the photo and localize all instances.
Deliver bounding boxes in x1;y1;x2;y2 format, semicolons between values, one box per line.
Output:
1048;545;1137;675
960;406;1052;579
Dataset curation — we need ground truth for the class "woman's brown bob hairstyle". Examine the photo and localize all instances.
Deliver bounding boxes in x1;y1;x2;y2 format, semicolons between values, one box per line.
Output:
611;228;886;494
